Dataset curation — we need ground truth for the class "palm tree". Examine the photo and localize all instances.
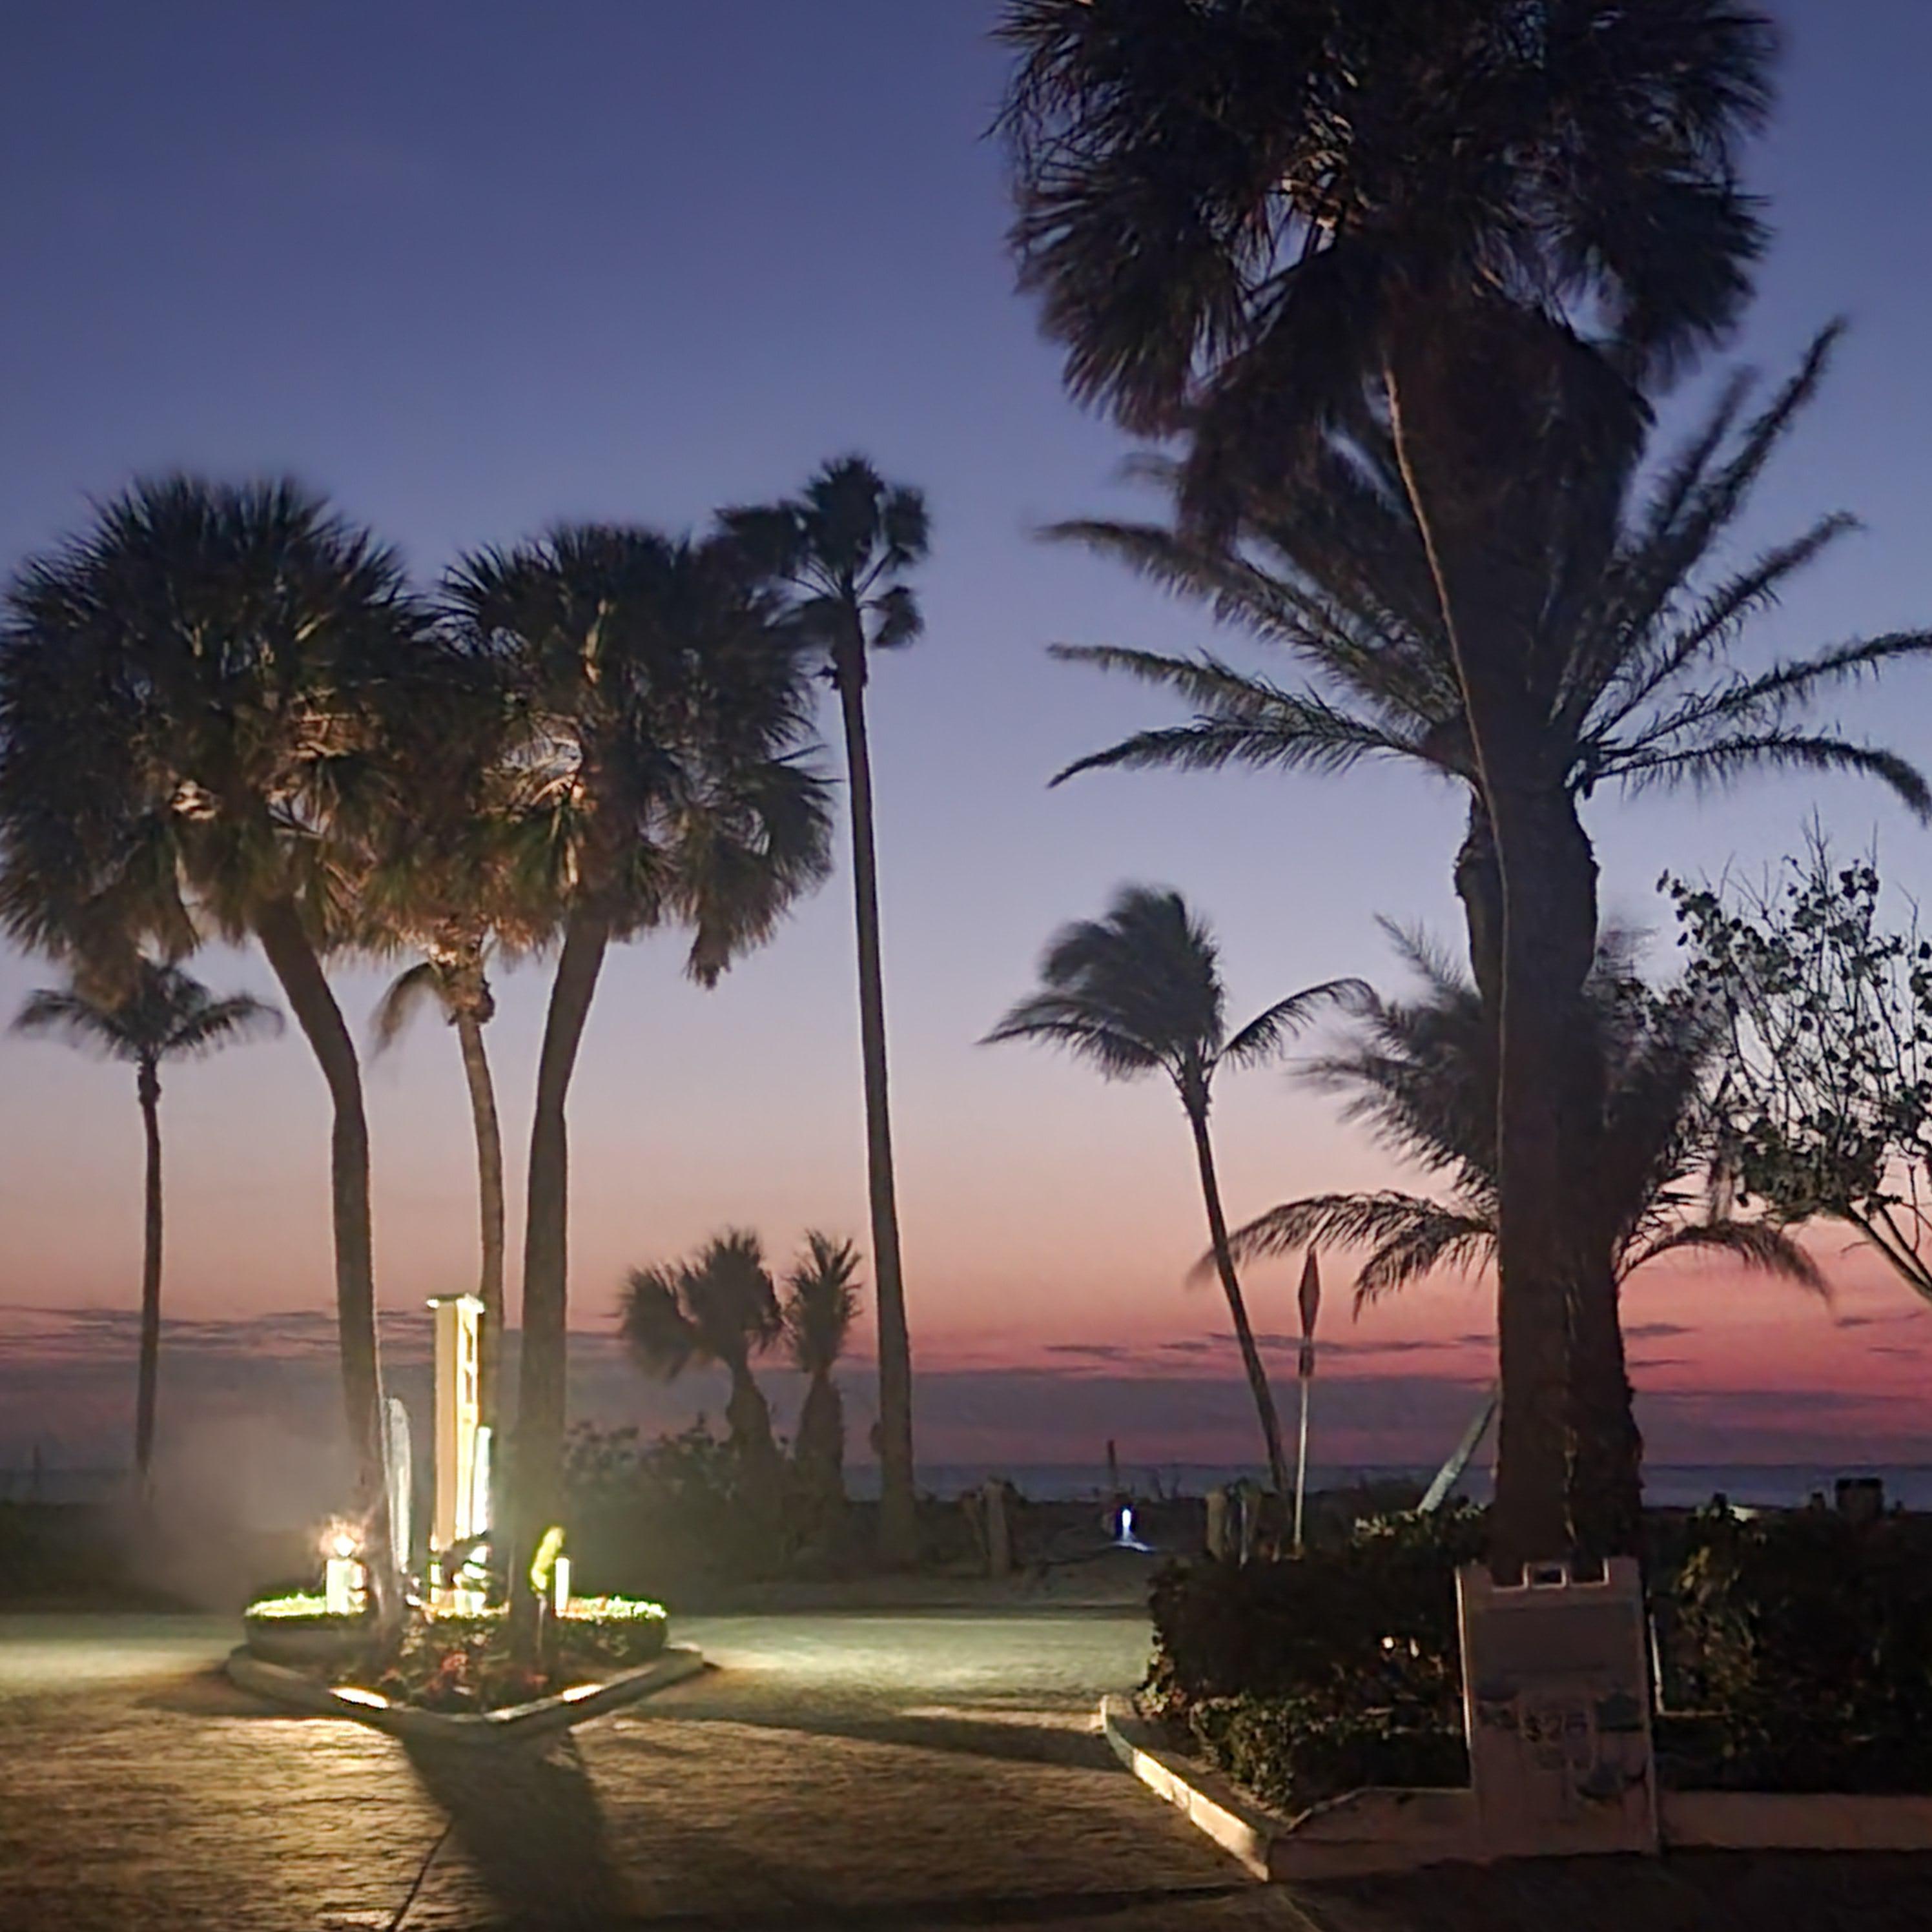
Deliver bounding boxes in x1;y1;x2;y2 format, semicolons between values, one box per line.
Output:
985;885;1362;1495
12;963;281;1485
0;476;444;1606
1224;932;1820;1546
782;1232;863;1513
362;670;539;1441
620;1229;785;1482
997;0;1780;1564
444;527;832;1627
721;458;929;1565
1042;333;1932;1552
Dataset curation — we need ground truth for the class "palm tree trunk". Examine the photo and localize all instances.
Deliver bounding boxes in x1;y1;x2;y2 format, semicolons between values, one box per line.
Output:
134;1060;163;1488
511;909;610;1649
1384;322;1577;1572
834;648;918;1566
253;896;396;1614
454;1008;506;1438
1187;1103;1291;1498
1457;785;1643;1558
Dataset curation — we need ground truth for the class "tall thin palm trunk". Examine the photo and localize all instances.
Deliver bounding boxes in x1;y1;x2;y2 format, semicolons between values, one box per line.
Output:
1187;1104;1291;1499
254;896;396;1611
455;1008;506;1435
134;1060;163;1487
512;910;610;1647
836;648;917;1565
1384;325;1578;1570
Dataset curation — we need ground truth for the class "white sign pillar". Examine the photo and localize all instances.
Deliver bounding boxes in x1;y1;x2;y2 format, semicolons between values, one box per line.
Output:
1457;1557;1659;1860
428;1295;484;1554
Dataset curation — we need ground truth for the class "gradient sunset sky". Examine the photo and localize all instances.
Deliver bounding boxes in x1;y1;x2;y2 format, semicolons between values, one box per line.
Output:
5;1;1932;1482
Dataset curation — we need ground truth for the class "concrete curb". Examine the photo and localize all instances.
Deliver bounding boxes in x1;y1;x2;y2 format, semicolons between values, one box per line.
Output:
226;1642;706;1745
1098;1696;1478;1880
1101;1697;1932;1872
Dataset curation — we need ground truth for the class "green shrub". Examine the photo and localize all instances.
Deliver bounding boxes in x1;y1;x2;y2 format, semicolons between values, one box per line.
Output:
1147;1508;1482;1813
1658;1506;1932;1791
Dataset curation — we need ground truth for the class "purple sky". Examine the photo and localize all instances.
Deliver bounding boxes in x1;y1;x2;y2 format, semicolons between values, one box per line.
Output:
5;2;1932;1479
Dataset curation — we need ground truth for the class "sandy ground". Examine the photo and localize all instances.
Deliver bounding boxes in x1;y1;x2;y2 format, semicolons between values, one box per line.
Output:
2;1610;1930;1930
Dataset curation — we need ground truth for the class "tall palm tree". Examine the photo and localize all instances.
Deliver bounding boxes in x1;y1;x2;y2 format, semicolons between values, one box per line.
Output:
782;1232;863;1512
1042;334;1932;1553
620;1229;785;1482
0;476;444;1605
721;458;929;1565
997;0;1780;1563
12;963;281;1485
444;527;832;1627
985;885;1362;1495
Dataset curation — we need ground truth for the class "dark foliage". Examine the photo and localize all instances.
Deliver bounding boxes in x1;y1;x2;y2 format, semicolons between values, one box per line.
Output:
1657;1506;1932;1793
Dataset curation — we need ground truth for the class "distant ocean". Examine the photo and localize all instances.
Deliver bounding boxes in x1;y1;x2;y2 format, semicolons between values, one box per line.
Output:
12;1461;1932;1512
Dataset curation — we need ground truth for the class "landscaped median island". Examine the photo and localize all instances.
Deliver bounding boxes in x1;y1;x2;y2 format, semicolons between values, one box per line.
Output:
231;1588;699;1740
1116;1500;1932;1876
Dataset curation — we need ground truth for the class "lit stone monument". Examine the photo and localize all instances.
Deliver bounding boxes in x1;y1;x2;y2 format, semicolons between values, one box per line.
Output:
427;1295;490;1608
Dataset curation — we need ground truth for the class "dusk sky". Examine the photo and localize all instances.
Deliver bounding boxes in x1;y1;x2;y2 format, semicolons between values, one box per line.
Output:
5;1;1932;1486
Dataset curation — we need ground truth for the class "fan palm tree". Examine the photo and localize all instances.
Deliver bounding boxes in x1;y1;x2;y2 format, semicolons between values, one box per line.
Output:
620;1229;785;1482
444;527;832;1628
782;1232;863;1512
1043;333;1932;1553
997;0;1780;1563
721;458;929;1564
0;475;444;1605
12;963;281;1485
362;668;539;1440
985;885;1362;1495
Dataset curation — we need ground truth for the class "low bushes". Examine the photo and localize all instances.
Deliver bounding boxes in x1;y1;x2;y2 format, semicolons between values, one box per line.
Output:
1148;1502;1932;1815
1147;1506;1482;1815
1656;1506;1932;1793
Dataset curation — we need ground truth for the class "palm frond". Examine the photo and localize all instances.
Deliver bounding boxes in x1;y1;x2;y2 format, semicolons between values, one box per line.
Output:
1622;1218;1827;1294
1220;978;1370;1071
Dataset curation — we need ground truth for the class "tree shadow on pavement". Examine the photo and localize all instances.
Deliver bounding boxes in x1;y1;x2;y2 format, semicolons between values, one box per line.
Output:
404;1732;628;1926
610;1701;1109;1770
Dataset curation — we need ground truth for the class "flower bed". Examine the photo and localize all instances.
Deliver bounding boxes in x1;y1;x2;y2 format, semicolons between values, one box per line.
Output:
1147;1504;1932;1819
242;1592;669;1714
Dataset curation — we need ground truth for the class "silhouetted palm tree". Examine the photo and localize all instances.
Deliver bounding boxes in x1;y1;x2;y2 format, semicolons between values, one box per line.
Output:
722;458;929;1565
445;528;832;1627
1043;334;1932;1552
997;0;1781;1564
1225;929;1818;1304
985;885;1362;1495
12;963;280;1485
782;1233;863;1513
363;672;540;1439
0;476;444;1603
621;1230;785;1483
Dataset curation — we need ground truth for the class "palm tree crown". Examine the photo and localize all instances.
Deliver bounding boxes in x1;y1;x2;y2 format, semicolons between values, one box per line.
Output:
621;1229;785;1382
983;884;1362;1115
722;455;929;681
783;1233;863;1379
1225;929;1820;1307
446;525;834;973
1048;330;1932;823
998;0;1776;484
14;963;281;1071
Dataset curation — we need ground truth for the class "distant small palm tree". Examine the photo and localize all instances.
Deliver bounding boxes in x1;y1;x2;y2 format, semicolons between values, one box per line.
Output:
985;885;1363;1495
620;1230;785;1484
783;1233;863;1510
13;963;281;1483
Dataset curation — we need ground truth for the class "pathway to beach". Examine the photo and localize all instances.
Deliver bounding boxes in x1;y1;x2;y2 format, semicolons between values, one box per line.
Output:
2;1608;1929;1930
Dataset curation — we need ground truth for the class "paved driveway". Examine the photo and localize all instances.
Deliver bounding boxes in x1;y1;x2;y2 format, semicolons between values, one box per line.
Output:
3;1612;1929;1931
